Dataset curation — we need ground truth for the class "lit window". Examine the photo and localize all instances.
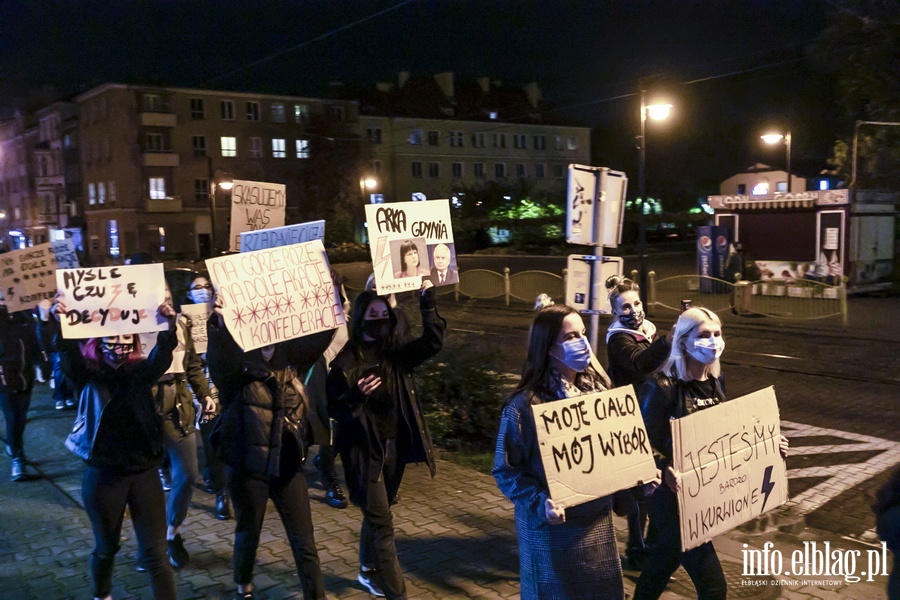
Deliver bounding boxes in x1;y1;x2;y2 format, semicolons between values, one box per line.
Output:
411;162;423;178
149;177;166;199
88;183;96;205
567;136;577;150
220;100;235;120
294;104;308;123
270;103;285;122
246;102;260;121
776;181;787;192
108;220;120;258
190;98;205;120
98;182;106;205
819;180;829;191
192;135;207;157
296;139;309;159
409;129;424;145
751;182;769;196
489;111;498;120
272;138;286;158
429;162;440;178
452;162;464;178
221;136;237;157
249;137;263;158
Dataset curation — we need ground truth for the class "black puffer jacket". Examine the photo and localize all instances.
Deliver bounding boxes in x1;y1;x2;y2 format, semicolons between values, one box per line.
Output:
206;316;332;477
0;310;41;393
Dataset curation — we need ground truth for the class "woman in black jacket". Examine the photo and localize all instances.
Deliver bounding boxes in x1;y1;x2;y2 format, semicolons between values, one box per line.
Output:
207;297;334;600
55;298;178;600
326;282;445;600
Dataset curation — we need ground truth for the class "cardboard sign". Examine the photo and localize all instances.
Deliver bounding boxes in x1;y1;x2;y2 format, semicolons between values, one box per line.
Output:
181;303;210;354
239;219;325;252
672;387;788;551
228;179;287;251
0;240;80;311
532;385;659;509
206;239;344;351
364;200;456;293
55;264;168;339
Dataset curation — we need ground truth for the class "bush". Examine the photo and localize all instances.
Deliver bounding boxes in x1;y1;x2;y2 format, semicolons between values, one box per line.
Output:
417;332;510;453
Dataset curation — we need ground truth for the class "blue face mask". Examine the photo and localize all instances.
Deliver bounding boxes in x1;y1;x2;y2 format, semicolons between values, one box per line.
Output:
552;337;592;372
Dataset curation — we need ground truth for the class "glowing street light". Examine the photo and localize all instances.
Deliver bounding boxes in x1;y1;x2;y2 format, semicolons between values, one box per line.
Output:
761;131;792;192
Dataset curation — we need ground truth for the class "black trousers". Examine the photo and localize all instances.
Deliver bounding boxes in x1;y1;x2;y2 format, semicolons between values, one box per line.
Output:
82;465;176;600
199;414;227;493
342;439;407;600
633;484;727;600
227;444;324;599
0;388;32;458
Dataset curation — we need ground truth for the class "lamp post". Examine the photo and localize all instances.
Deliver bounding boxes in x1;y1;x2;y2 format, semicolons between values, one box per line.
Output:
761;131;792;192
637;89;673;300
207;157;233;256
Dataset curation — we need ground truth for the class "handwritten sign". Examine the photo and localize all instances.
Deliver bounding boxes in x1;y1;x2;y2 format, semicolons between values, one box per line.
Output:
672;387;788;551
206;239;344;351
364;199;455;293
239;219;324;252
0;240;80;311
532;385;658;509
181;303;210;354
55;264;168;339
229;179;286;251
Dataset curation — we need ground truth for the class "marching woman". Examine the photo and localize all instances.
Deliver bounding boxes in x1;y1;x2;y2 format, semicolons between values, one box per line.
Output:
633;307;788;599
54;297;178;600
493;304;624;600
326;281;445;599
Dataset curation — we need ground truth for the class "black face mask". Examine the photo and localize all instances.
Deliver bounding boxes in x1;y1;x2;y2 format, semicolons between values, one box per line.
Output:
361;318;392;341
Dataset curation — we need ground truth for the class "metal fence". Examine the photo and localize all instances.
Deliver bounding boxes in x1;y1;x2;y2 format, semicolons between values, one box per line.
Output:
647;272;848;328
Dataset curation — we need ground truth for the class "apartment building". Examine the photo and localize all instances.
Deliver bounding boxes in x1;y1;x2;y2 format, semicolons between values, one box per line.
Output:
357;72;591;204
76;83;358;260
0;113;39;251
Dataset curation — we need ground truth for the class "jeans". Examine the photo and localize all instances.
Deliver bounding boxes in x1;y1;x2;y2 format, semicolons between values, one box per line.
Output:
162;418;199;528
227;438;324;599
82;465;176;600
342;439;407;600
633;485;727;600
51;352;73;403
0;388;32;458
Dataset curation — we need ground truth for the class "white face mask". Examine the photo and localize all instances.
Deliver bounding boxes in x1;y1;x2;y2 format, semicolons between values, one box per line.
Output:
551;337;592;372
189;288;213;304
687;336;725;364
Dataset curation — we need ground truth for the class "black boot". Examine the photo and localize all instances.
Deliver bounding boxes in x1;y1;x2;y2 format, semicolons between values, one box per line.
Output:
215;493;232;520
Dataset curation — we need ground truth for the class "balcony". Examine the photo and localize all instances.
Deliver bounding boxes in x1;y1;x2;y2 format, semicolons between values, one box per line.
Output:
142;152;180;167
140;112;177;127
145;195;183;213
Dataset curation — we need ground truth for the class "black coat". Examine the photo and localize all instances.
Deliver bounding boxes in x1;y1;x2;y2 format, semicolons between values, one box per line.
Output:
605;330;669;390
0;311;41;393
206;316;332;477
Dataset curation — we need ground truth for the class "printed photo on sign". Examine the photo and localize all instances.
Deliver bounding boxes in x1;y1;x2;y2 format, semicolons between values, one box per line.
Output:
364;199;455;294
228;179;287;251
426;242;459;287
205;239;345;351
671;386;788;552
531;385;659;509
55;263;168;339
0;240;80;311
239;219;325;253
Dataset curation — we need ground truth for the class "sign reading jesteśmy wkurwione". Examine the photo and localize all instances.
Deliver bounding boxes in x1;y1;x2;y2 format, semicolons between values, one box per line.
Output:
672;386;788;551
532;385;659;509
206;239;344;352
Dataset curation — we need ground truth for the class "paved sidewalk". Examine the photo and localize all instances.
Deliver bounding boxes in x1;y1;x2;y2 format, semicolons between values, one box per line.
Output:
1;385;893;599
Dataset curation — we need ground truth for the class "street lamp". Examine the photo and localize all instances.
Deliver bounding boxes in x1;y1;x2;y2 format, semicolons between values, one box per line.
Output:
207;157;233;256
761;131;792;192
638;89;673;300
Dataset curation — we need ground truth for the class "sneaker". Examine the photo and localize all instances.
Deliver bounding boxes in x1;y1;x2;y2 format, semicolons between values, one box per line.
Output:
166;534;190;569
55;400;66;411
357;569;386;597
325;482;348;509
10;458;38;482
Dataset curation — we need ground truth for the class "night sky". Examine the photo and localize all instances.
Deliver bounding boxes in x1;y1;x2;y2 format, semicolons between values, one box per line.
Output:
0;0;839;196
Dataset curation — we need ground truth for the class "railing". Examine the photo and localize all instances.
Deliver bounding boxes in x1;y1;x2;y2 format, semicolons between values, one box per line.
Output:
647;271;848;328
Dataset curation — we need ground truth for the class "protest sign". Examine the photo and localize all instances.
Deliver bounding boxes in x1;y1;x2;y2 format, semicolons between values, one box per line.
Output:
181;303;210;354
0;240;80;311
672;386;788;551
364;200;456;293
55;263;168;339
532;385;659;509
239;219;325;252
206;239;344;351
228;179;286;251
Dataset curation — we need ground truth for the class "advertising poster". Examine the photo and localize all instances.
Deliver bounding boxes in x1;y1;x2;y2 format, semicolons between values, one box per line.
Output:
55;263;168;339
206;239;344;351
0;239;80;311
228;179;286;251
671;387;788;551
531;385;659;509
364;200;456;293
